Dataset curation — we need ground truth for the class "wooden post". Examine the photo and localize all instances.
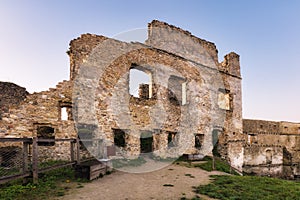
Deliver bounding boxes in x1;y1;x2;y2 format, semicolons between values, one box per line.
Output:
70;140;75;162
32;137;38;184
76;138;80;165
22;141;29;173
22;141;29;184
212;156;215;170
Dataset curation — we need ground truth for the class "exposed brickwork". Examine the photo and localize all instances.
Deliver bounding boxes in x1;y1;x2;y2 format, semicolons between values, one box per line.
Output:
243;119;300;178
0;20;244;169
4;20;292;176
0;82;28;117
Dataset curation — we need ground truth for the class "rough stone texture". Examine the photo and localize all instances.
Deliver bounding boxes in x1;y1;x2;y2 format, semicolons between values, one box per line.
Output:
2;20;299;179
0;20;244;170
243;119;300;178
68;34;107;80
68;20;244;170
0;82;28;118
0;80;79;161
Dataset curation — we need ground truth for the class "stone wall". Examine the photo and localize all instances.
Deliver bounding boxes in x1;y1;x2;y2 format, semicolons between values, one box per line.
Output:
0;20;244;170
0;82;28;119
69;20;243;170
243;119;300;178
0;80;78;161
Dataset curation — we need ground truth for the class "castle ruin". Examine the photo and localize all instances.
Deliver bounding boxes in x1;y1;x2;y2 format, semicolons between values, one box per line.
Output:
0;20;299;179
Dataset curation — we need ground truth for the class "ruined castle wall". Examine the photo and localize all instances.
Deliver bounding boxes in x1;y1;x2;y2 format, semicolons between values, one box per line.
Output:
243;119;300;178
72;37;225;158
0;80;77;161
68;34;108;80
0;82;28;118
146;20;219;67
243;145;283;177
70;20;243;169
204;51;244;170
0;20;243;169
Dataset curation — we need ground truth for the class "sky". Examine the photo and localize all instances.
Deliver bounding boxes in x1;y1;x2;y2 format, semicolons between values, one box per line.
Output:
0;0;299;122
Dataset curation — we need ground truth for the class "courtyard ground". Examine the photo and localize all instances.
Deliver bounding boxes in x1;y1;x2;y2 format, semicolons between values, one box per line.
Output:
56;161;228;200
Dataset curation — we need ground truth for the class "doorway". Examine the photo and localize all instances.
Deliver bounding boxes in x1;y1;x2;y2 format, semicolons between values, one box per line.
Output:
140;131;153;153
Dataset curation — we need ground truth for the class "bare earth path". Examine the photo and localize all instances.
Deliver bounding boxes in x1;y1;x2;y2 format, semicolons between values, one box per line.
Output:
56;162;227;200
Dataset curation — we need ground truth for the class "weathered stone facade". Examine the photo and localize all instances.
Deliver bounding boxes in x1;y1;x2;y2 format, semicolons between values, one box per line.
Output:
243;119;300;179
6;20;294;175
68;20;244;170
0;20;243;169
0;82;28;119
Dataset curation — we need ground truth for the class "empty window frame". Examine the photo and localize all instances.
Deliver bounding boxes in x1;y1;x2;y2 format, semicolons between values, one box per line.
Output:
113;129;126;148
59;101;72;121
167;131;177;147
168;75;187;105
61;107;68;120
129;66;152;99
37;126;55;146
217;88;231;110
195;134;204;148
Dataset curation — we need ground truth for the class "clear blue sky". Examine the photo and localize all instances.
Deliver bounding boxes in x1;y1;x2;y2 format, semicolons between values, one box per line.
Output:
0;0;299;122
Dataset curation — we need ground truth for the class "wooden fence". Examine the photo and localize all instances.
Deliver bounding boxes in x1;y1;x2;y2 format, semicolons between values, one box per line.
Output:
0;137;81;184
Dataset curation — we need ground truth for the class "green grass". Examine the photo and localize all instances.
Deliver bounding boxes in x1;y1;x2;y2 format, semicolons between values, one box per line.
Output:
195;175;300;200
193;157;240;175
0;166;78;200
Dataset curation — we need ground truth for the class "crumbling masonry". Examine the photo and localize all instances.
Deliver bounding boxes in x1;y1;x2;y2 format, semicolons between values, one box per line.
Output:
0;20;299;178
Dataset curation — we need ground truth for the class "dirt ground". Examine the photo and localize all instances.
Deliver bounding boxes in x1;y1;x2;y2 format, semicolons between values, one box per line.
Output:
56;161;227;200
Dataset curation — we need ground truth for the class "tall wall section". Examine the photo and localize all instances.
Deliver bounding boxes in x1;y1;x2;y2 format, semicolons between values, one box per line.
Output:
69;20;244;170
146;20;244;170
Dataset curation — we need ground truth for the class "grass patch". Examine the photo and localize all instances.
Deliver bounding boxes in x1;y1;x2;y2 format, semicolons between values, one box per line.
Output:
0;166;77;200
195;175;300;200
193;157;240;175
112;156;146;168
